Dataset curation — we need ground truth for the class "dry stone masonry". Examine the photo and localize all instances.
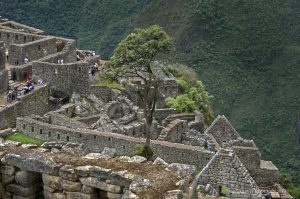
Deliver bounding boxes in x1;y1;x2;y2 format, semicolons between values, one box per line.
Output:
0;17;293;198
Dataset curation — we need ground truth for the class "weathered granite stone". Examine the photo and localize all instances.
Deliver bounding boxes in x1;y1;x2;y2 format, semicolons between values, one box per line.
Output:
90;166;112;179
52;192;66;199
2;153;61;175
74;166;93;177
100;147;116;160
1;165;15;175
42;174;62;190
44;188;53;199
165;190;184;199
59;165;78;181
15;170;40;187
43;185;55;193
65;191;97;199
12;194;37;199
110;170;132;188
167;163;196;179
6;184;40;197
2;140;21;147
79;177;123;193
81;185;96;194
21;144;38;149
61;179;82;192
118;156;131;162
121;189;137;199
2;174;15;185
51;148;61;153
84;153;102;160
129;176;151;193
107;192;122;199
153;157;169;167
129;156;147;163
61;142;88;156
41;141;66;150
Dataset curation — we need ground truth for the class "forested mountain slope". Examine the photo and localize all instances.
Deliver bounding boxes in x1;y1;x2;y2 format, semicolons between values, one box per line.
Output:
0;0;299;196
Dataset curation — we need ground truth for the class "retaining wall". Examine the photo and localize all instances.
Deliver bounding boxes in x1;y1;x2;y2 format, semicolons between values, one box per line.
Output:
17;116;214;169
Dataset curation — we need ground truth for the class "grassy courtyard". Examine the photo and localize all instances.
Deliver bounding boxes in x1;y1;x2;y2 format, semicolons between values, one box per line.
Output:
5;132;44;146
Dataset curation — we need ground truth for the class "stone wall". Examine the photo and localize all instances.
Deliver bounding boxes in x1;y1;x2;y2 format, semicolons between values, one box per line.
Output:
90;85;113;102
159;119;188;143
17;116;214;169
232;146;261;170
154;108;177;124
0;85;51;129
0;29;44;47
0;69;8;92
32;61;89;96
250;160;279;187
9;37;58;65
205;115;241;147
0;149;153;199
199;149;261;199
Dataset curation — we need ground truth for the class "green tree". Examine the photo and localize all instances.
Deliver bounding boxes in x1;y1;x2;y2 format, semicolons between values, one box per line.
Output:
104;25;173;146
165;65;214;125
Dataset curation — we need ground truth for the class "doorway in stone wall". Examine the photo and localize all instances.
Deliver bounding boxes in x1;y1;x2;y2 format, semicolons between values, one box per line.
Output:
3;168;44;199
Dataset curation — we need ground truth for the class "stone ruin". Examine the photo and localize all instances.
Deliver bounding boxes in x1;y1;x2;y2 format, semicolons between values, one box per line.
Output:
0;18;293;198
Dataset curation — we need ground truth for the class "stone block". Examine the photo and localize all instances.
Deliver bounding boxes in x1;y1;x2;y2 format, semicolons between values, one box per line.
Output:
80;177;123;193
121;189;137;199
107;192;122;199
52;192;66;199
2;174;15;185
12;194;36;199
59;165;78;181
110;171;132;188
43;185;55;193
74;166;93;177
165;190;183;199
1;165;15;175
42;174;62;190
153;157;169;167
90;166;111;179
129;156;147;163
6;184;40;197
65;192;97;199
15;170;41;187
129;176;151;194
2;153;61;175
61;179;82;192
81;185;96;194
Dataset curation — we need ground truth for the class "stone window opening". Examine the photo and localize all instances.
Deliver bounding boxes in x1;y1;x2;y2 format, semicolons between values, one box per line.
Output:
0;32;1;38
66;136;69;141
48;132;51;137
24;36;26;43
93;135;96;139
57;134;60;140
123;146;126;149
23;124;26;129
39;129;43;134
7;33;9;39
15;34;18;41
31;126;34;132
79;134;82;138
108;137;111;141
38;45;41;51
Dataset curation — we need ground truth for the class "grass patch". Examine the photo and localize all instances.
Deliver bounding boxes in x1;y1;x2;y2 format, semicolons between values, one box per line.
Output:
5;132;44;146
92;79;123;90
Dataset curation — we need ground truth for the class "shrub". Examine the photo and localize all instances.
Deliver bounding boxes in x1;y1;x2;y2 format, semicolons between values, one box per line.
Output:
135;144;153;160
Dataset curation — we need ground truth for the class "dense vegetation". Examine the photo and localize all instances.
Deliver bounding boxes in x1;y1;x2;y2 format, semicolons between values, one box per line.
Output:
1;0;299;196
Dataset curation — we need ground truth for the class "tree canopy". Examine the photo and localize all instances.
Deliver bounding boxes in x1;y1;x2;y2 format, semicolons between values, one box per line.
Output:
105;25;173;146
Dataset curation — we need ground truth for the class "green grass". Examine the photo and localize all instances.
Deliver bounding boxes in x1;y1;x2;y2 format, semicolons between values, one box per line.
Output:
92;79;123;90
5;132;44;146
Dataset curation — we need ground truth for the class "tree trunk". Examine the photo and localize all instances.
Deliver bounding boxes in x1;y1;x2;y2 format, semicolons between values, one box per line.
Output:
145;120;152;146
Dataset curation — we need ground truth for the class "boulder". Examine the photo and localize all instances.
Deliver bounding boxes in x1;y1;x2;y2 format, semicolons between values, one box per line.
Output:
74;166;93;177
65;192;97;199
153;157;169;167
52;193;66;199
1;165;15;175
167;163;196;179
21;144;38;149
129;156;147;163
100;147;116;160
110;170;133;188
121;189;137;199
2;174;15;185
84;153;102;160
81;185;96;194
61;142;88;156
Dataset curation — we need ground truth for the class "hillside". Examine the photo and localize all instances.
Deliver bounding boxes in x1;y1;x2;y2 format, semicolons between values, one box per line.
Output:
0;0;299;196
